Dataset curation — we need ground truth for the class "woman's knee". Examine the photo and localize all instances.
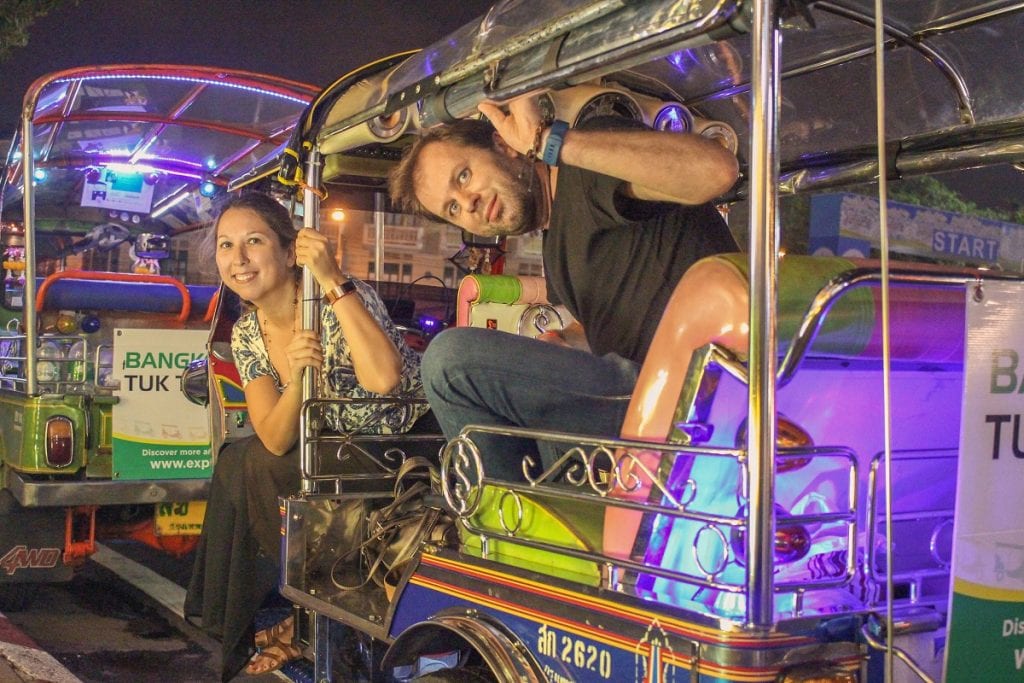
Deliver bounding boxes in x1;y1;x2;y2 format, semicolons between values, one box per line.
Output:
210;438;250;486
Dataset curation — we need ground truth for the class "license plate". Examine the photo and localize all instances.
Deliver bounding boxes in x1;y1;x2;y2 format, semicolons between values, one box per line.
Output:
154;501;206;536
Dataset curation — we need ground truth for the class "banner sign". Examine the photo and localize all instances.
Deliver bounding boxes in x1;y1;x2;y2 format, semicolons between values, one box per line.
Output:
945;281;1024;680
808;193;1024;272
111;329;211;480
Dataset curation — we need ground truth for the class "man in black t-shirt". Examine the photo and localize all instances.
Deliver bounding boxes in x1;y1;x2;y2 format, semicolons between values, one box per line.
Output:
389;94;739;480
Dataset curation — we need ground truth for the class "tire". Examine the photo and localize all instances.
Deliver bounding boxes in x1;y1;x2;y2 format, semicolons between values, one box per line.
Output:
416;666;495;682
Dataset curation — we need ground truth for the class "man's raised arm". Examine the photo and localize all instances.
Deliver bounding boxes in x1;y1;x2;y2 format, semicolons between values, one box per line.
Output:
479;95;739;206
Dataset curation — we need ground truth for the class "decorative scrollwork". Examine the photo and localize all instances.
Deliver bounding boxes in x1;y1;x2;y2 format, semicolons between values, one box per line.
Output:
523;446;588;486
329;440;404;473
693;524;730;579
929;517;954;569
441;434;485;517
586;445;616;494
513;442;696;508
518;303;564;337
497;489;525;536
604;449;695;510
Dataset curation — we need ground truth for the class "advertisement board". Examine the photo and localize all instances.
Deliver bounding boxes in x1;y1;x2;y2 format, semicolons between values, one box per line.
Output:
111;328;211;480
945;281;1024;680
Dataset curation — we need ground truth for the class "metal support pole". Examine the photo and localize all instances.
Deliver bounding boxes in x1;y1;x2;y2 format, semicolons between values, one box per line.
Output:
313;612;332;683
300;149;323;495
20;100;38;395
745;0;781;630
373;192;385;292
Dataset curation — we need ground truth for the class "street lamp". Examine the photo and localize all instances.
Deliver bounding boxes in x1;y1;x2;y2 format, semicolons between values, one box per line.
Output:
328;207;347;267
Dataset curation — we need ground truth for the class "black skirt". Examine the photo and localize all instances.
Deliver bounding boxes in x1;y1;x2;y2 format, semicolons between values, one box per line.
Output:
183;435;301;681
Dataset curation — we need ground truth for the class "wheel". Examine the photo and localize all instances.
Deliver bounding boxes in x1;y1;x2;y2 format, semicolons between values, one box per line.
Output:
416;665;495;682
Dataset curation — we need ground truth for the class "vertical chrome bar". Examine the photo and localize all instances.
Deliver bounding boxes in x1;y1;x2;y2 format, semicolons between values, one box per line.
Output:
374;192;386;293
313;612;332;683
300;149;323;495
21;97;38;395
872;0;896;678
745;0;781;630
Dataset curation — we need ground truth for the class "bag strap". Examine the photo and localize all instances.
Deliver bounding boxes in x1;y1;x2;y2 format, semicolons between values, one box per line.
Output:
392;455;437;492
330;455;444;593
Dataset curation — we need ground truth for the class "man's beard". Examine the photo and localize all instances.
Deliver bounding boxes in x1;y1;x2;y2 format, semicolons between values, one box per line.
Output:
485;156;541;238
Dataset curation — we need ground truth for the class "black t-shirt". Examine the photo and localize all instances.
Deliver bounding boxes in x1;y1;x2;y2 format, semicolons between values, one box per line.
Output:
543;151;737;364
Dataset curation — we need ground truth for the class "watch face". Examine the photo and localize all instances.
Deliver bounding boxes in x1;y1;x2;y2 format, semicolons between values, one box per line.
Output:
574;92;642;126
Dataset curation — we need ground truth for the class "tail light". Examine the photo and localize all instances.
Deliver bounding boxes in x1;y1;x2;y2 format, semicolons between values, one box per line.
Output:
734;416;814;472
46;416;74;467
731;503;812;566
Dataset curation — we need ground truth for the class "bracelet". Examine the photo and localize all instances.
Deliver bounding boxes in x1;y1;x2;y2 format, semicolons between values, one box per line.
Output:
323;279;357;305
541;119;570;166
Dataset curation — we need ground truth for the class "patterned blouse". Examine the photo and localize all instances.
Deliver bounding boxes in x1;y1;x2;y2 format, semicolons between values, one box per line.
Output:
230;278;428;434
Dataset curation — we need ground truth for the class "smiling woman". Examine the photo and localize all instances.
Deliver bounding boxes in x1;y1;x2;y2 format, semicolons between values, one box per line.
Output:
186;191;431;679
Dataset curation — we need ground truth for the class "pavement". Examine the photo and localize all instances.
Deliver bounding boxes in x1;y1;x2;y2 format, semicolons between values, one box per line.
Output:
0;544;297;683
0;611;81;683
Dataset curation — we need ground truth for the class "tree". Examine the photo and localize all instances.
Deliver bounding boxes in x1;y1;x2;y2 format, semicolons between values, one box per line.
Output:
0;1;70;62
887;175;1024;225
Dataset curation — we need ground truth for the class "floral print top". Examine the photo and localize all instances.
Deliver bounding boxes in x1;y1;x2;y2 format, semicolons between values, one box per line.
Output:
230;278;427;434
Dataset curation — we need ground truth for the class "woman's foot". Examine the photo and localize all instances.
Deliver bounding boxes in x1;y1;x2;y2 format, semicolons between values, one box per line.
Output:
245;641;302;675
253;614;294;649
247;615;300;675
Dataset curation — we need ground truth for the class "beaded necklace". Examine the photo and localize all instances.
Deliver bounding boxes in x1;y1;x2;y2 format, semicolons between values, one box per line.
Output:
259;288;298;384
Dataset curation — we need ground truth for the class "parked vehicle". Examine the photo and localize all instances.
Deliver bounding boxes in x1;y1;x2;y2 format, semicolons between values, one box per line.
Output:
203;1;1024;681
0;65;316;607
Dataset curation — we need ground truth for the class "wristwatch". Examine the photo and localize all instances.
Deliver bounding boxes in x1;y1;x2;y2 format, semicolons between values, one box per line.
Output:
323;279;357;304
541;119;570;166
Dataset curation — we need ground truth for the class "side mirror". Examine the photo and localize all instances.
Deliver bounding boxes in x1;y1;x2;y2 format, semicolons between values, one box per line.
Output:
180;357;209;406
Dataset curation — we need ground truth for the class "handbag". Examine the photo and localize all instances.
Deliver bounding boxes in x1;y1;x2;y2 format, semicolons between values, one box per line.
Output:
331;456;455;600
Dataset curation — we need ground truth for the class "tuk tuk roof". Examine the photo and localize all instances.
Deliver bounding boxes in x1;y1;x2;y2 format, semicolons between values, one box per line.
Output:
2;64;318;232
279;0;1024;193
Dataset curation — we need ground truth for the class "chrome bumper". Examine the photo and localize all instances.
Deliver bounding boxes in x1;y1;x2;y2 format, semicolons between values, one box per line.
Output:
8;470;210;507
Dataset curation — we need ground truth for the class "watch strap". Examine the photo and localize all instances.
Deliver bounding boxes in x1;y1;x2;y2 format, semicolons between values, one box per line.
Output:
541;119;570;166
323;279;357;305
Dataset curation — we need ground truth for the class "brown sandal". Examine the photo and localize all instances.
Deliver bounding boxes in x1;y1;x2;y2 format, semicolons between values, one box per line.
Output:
253;615;294;649
245;641;302;676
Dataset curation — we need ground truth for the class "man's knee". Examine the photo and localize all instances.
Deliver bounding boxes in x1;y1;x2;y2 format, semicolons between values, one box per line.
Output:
421;328;479;393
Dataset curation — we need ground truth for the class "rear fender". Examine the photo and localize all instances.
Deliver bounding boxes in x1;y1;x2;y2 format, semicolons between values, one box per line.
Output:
383;610;544;683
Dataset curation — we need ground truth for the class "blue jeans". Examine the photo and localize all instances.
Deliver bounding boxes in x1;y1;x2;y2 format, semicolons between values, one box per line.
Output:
421;327;638;481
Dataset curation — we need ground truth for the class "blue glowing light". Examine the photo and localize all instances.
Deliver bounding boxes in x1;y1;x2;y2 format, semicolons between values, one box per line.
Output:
199;179;218;197
653;104;692;133
418;315;442;331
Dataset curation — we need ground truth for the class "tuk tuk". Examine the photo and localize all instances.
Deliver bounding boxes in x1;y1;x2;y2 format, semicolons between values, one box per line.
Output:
212;1;1024;680
0;65;316;608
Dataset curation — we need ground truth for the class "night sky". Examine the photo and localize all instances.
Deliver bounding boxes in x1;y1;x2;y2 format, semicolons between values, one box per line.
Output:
2;0;1020;211
0;0;495;134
